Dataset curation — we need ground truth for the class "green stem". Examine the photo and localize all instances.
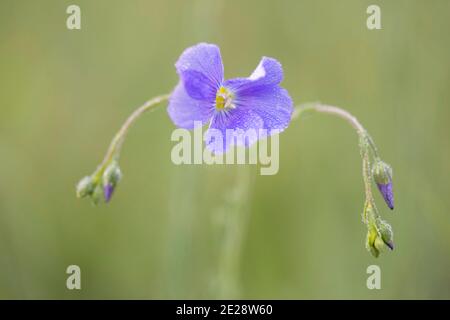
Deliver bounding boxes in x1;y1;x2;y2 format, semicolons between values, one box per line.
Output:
92;94;170;181
365;133;381;160
216;165;254;298
293;103;380;158
294;102;379;220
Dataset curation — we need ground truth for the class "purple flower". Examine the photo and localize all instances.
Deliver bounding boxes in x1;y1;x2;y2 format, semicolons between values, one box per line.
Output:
167;43;293;153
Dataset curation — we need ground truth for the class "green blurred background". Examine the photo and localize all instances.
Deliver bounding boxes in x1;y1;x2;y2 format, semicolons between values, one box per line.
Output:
1;0;449;299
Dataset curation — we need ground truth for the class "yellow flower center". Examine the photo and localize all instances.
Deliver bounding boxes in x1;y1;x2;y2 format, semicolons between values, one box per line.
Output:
215;86;235;110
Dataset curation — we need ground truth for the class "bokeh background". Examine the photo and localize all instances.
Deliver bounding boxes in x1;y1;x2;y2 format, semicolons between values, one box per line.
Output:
1;0;449;299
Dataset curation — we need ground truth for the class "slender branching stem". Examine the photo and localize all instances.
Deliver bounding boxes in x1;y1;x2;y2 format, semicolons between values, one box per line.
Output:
92;94;170;182
362;150;374;202
293;103;380;158
293;102;381;223
293;103;365;133
78;96;393;257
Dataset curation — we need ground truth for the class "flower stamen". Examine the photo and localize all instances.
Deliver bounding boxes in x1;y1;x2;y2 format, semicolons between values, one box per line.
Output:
215;86;235;110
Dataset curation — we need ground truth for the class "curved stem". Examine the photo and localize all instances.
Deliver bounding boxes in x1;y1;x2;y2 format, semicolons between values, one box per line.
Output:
92;94;170;180
294;103;365;133
293;103;380;158
294;102;380;221
362;150;374;201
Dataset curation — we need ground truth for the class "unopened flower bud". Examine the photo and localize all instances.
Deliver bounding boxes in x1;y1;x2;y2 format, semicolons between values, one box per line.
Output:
374;236;386;252
366;227;380;258
372;160;394;210
103;183;114;203
76;176;94;198
377;219;394;250
102;161;122;203
365;216;395;257
91;184;103;205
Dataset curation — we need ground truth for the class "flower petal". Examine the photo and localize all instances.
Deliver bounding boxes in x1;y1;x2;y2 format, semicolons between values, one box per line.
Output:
223;56;293;135
224;57;283;94
206;109;265;154
167;82;214;129
181;69;218;101
205;72;293;154
234;85;293;132
176;43;224;100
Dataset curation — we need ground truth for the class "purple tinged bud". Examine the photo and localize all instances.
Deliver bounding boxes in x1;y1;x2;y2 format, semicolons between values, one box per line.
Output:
377;218;394;251
385;240;394;250
372;160;394;210
102;161;122;203
104;183;114;203
377;182;394;210
366;216;395;256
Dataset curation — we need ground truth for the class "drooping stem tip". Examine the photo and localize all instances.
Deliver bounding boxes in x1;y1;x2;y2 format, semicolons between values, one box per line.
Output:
77;93;170;204
294;102;394;257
